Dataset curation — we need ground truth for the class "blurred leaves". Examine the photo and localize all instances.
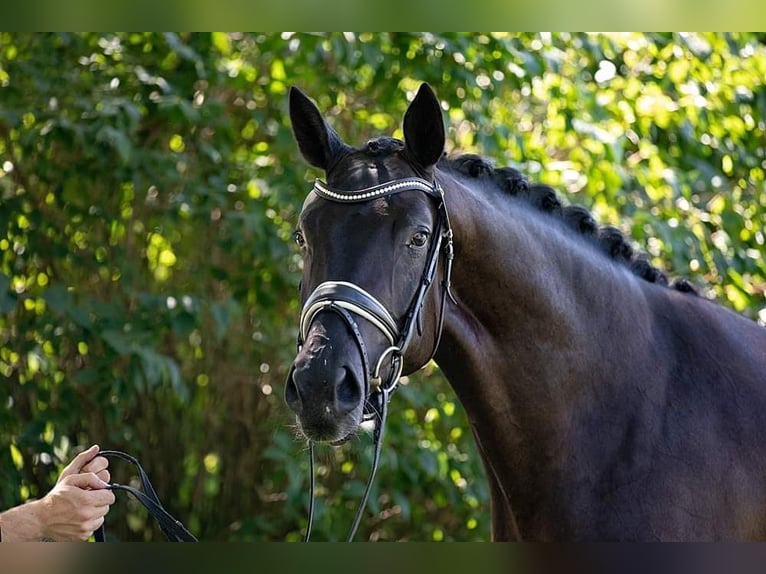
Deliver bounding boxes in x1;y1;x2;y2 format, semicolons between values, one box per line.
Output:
1;32;765;541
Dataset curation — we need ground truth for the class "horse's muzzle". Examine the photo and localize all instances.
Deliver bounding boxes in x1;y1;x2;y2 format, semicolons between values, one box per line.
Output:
284;317;367;443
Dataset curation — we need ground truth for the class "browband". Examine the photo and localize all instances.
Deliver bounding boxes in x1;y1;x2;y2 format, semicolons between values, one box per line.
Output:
313;177;443;203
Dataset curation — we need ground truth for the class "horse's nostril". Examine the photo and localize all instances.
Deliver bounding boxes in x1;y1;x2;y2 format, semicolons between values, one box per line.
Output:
335;368;363;416
288;361;362;418
285;366;303;414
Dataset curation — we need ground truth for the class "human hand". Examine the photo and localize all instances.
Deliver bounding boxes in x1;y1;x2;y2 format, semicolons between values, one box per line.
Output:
58;444;111;485
36;445;116;541
0;445;116;542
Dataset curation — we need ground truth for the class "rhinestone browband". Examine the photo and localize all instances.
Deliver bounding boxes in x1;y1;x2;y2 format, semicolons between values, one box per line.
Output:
312;177;441;203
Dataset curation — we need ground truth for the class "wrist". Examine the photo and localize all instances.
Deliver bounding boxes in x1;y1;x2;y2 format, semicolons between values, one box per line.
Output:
27;499;48;540
0;500;46;542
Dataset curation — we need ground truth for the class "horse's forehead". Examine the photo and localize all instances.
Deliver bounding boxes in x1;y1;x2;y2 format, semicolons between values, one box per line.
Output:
299;182;433;232
300;145;431;225
328;149;417;190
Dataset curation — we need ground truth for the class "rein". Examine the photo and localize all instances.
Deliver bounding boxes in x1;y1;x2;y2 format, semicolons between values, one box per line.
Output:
295;176;455;541
94;450;197;542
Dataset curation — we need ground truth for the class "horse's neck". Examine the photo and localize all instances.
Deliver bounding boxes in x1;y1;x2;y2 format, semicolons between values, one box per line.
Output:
438;178;652;369
434;178;656;530
437;180;644;392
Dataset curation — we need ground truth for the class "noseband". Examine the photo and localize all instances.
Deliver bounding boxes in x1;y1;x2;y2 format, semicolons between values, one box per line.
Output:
295;176;455;541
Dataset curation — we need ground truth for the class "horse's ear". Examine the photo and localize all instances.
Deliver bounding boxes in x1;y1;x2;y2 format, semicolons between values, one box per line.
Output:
289;86;348;171
403;83;445;169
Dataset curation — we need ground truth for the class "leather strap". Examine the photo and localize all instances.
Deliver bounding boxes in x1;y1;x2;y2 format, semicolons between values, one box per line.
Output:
94;450;197;542
300;282;399;345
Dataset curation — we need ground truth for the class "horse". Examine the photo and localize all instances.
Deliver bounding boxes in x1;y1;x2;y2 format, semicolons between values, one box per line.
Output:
283;82;766;541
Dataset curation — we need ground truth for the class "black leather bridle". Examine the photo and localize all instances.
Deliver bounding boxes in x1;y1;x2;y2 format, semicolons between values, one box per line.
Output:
293;176;456;541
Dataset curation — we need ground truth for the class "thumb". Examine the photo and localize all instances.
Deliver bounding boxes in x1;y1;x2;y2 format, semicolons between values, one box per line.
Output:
59;445;100;481
64;472;110;490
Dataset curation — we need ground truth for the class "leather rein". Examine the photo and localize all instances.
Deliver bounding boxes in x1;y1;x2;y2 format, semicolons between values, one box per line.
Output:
296;176;455;541
94;449;197;542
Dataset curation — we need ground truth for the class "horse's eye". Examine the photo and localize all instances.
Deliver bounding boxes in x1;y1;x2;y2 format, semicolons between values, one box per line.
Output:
410;231;429;248
294;231;306;248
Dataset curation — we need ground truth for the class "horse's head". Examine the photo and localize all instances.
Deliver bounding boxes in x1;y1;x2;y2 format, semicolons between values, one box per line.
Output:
284;84;450;444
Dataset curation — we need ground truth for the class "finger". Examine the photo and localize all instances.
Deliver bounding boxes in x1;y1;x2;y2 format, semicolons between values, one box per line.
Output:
87;489;116;506
85;515;106;538
65;482;116;506
95;469;111;484
64;471;110;491
78;516;106;542
79;486;116;506
82;455;109;475
59;445;99;481
88;505;113;519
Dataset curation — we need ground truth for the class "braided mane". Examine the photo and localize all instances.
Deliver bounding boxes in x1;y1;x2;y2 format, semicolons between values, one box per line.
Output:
441;154;698;295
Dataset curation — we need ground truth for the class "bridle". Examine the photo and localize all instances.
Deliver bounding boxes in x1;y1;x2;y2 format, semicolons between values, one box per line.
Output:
293;175;456;541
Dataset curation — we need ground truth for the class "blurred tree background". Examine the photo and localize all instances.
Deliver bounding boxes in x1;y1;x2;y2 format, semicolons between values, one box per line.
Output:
1;32;764;541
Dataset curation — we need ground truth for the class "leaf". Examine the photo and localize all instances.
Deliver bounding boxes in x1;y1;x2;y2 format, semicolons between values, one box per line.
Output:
101;329;135;355
210;299;240;341
43;284;72;316
0;272;16;314
96;125;132;164
171;311;196;337
73;367;100;386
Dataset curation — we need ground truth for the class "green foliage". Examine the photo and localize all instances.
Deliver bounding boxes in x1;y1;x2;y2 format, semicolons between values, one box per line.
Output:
1;33;764;541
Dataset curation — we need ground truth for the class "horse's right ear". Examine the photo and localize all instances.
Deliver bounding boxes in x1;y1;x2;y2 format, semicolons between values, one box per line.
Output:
289;87;349;171
403;83;445;169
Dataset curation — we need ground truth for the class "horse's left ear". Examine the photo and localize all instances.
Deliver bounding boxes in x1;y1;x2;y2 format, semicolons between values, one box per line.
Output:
403;83;445;169
289;86;349;171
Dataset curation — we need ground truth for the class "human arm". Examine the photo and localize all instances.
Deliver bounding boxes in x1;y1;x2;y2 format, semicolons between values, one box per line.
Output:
0;445;116;542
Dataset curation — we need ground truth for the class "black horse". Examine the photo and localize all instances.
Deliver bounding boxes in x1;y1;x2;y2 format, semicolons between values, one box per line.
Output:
284;83;766;541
